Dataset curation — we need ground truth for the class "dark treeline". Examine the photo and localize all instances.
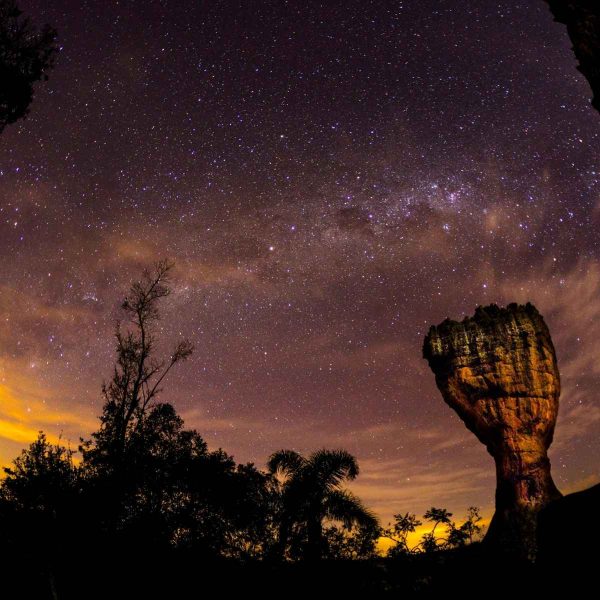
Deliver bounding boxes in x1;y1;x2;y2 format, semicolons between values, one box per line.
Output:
0;262;491;598
3;261;585;599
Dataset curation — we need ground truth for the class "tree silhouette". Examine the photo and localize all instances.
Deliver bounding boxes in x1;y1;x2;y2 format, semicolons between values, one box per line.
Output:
460;506;483;544
82;259;193;473
0;432;79;599
323;522;380;559
382;512;423;557
421;506;483;551
384;506;483;556
1;432;77;511
77;261;278;560
418;506;451;553
0;0;57;133
79;260;195;546
268;448;379;560
0;262;391;595
423;507;452;533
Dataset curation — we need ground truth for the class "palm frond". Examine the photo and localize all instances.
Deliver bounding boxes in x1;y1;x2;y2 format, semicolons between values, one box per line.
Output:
309;449;359;490
267;449;306;479
323;489;379;531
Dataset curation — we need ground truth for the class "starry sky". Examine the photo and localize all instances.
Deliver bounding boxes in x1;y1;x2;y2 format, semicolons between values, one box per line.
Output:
1;0;599;527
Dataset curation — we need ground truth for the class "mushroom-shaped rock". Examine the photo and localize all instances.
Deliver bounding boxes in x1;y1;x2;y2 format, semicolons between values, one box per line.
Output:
423;303;562;558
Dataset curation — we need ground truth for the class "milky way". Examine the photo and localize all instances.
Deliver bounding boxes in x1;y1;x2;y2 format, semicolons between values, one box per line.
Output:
1;0;599;525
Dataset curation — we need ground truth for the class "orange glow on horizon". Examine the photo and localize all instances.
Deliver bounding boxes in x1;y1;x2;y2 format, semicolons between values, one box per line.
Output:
376;518;491;556
0;374;95;468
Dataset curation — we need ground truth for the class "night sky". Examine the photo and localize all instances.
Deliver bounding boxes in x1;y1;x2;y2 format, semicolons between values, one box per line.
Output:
1;0;599;527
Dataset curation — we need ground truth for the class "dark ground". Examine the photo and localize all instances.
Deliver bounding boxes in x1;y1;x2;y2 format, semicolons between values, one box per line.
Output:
3;543;591;599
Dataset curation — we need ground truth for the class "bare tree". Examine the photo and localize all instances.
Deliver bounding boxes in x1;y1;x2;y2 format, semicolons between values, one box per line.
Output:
83;260;193;467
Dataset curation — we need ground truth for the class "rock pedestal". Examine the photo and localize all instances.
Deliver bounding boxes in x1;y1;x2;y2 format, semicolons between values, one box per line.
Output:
423;303;562;558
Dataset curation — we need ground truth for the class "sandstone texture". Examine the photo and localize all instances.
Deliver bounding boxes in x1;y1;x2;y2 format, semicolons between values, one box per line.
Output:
423;303;562;558
546;0;600;114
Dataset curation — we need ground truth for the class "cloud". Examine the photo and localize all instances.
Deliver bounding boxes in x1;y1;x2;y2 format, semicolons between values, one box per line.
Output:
0;367;97;463
496;258;600;437
350;457;494;521
0;284;102;353
553;401;600;450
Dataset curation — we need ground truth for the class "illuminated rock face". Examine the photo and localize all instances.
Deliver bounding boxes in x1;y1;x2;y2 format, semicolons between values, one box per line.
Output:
423;303;562;558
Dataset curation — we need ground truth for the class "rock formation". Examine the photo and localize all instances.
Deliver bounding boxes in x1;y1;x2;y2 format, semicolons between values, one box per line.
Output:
546;1;600;114
423;303;562;559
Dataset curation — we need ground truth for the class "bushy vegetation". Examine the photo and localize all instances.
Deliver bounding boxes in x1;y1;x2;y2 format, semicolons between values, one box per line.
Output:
382;506;483;556
0;262;484;598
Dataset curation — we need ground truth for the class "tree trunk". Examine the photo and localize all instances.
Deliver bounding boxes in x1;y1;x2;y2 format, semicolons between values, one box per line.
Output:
305;517;323;561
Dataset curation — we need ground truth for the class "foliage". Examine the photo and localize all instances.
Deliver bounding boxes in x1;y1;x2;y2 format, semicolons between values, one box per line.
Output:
268;448;380;560
0;431;77;511
81;259;193;474
0;0;57;133
383;506;483;557
0;432;79;598
0;259;489;598
75;261;279;558
382;511;423;557
323;523;380;559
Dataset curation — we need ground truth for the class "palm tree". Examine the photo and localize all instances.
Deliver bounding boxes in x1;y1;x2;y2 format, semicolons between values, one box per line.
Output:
267;449;379;560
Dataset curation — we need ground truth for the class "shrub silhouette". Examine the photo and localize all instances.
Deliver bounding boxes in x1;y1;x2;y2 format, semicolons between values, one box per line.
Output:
0;261;497;598
382;506;483;557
